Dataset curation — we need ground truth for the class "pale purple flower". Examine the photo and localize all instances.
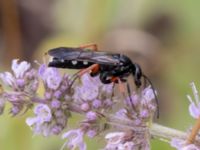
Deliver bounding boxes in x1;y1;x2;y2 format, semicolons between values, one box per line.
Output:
81;103;90;112
140;109;150;118
74;85;99;102
92;99;102;108
11;106;21;115
187;82;200;119
25;104;60;136
39;64;62;90
26;104;52;126
62;129;86;150
11;59;31;78
0;59;39;115
51;99;61;108
86;111;97;121
86;130;97;138
51;125;62;135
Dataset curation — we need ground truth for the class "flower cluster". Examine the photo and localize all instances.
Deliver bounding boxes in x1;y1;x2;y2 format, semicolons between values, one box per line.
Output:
0;59;39;115
0;59;158;150
26;64;72;136
2;59;200;150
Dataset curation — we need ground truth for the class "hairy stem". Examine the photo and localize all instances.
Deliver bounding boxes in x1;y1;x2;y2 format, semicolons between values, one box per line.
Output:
107;115;200;145
69;103;200;145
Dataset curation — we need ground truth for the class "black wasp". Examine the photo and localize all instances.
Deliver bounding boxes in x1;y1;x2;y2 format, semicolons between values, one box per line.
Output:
48;45;159;117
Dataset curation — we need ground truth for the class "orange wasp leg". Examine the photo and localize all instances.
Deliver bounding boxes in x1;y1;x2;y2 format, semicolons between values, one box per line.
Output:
111;77;126;96
111;77;135;109
78;44;98;51
68;64;100;88
78;64;100;77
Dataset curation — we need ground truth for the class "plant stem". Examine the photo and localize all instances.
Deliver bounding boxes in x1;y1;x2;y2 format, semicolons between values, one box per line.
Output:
187;117;200;144
107;115;200;145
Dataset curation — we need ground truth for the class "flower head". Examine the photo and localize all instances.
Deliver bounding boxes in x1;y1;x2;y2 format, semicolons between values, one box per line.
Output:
62;129;86;150
12;59;31;78
0;59;39;115
26;104;52;136
39;64;62;90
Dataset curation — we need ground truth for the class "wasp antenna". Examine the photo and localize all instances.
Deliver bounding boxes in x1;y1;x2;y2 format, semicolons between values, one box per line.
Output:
142;74;159;118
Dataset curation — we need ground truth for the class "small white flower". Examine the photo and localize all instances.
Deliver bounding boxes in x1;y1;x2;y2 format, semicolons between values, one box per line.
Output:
62;129;86;150
39;65;62;90
12;59;30;78
26;104;52;126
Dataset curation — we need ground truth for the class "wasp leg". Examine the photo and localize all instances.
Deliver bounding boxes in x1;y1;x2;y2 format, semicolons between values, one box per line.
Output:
79;44;98;51
111;82;116;100
100;73;126;93
126;82;135;109
68;64;100;89
90;63;100;77
78;64;100;76
100;72;112;84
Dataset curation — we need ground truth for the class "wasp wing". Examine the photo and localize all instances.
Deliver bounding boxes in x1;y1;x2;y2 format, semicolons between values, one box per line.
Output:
48;47;120;65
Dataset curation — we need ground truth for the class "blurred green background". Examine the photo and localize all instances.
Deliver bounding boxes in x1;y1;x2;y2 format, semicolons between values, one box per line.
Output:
1;0;200;149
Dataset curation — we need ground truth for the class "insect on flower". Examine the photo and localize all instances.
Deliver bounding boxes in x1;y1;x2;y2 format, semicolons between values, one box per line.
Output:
47;44;159;117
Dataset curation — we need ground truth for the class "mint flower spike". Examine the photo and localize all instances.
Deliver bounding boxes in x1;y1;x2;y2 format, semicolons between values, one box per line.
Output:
25;64;72;136
0;59;39;115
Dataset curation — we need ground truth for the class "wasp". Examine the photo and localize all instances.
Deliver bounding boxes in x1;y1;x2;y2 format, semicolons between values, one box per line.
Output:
47;44;159;117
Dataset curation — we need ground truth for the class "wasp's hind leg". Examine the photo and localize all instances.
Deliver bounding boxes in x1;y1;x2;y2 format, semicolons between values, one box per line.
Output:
100;73;126;100
79;44;98;51
100;72;116;100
